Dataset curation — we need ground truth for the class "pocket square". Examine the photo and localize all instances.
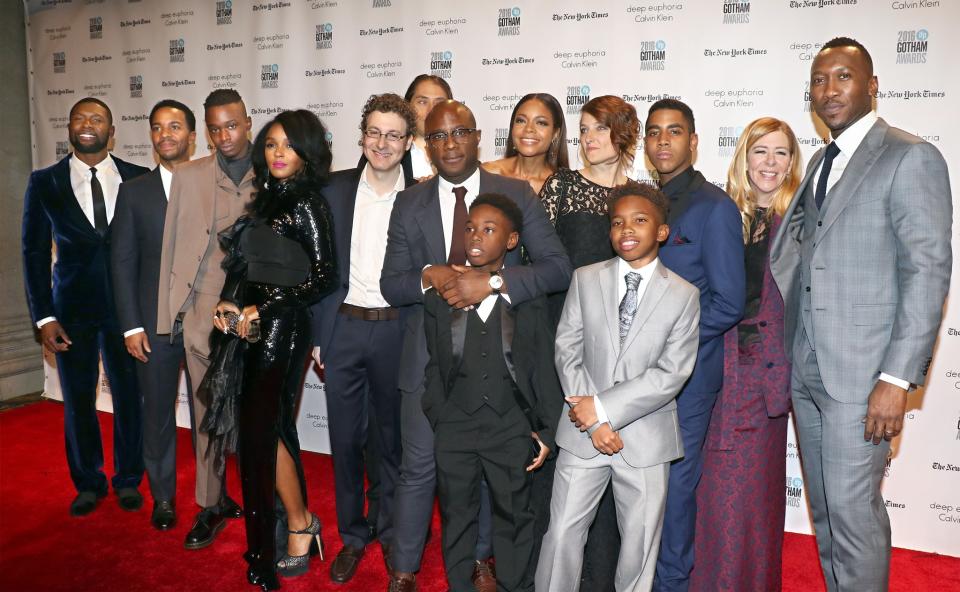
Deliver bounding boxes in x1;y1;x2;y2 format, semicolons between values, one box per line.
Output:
673;233;691;245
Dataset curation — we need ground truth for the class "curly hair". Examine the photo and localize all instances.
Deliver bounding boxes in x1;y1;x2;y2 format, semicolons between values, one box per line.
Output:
580;95;639;172
359;93;417;138
606;180;669;225
471;193;523;234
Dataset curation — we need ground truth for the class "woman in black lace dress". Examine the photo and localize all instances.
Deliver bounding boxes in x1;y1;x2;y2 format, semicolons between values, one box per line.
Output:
212;110;337;590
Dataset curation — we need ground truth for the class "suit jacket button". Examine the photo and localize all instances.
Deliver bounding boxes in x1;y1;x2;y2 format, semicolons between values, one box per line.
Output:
805;286;811;292
766;362;775;369
482;373;488;380
817;221;823;227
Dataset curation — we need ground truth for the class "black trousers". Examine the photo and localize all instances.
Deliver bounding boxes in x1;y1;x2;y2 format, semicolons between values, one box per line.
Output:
55;322;143;494
435;404;535;592
137;330;185;503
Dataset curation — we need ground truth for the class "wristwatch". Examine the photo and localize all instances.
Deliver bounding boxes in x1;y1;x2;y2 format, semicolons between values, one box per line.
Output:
488;271;504;293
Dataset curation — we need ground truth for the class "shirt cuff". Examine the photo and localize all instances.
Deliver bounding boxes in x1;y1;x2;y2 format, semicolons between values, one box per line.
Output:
421;264;432;294
123;327;145;338
593;395;610;427
879;373;911;391
37;316;56;329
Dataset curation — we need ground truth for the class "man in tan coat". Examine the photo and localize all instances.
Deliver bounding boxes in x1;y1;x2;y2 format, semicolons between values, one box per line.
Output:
157;89;254;549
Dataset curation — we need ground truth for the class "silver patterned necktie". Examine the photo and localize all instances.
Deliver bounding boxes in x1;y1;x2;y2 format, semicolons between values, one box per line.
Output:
618;272;643;346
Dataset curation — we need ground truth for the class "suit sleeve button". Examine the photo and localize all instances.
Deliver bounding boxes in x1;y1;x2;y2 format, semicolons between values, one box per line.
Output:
766;362;775;369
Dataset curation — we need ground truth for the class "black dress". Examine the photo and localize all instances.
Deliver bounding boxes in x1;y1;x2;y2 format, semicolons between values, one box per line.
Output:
218;178;337;588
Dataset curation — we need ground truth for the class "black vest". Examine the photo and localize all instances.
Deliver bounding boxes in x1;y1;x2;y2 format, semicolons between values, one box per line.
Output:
449;301;517;416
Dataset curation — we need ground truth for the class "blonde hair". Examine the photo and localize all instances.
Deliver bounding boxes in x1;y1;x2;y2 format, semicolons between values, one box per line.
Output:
726;117;802;243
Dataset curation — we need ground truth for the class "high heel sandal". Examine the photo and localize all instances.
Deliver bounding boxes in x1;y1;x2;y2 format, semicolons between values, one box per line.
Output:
276;512;324;577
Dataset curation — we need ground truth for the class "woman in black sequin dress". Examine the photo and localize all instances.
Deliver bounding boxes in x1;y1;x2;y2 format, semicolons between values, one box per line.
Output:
213;110;337;590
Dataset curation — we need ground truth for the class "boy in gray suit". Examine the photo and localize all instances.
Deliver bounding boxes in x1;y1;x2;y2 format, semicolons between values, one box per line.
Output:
536;181;700;592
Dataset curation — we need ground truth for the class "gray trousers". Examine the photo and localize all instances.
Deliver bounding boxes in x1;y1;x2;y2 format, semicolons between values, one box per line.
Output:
791;330;891;592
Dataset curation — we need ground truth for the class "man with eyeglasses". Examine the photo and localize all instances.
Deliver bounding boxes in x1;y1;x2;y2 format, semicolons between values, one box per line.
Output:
310;93;418;584
380;100;571;592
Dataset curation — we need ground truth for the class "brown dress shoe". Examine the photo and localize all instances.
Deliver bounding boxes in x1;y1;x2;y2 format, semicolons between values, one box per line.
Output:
387;571;417;592
330;544;365;583
472;558;496;592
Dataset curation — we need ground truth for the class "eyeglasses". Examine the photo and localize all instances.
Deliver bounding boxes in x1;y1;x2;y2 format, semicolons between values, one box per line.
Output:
363;129;409;143
424;128;477;145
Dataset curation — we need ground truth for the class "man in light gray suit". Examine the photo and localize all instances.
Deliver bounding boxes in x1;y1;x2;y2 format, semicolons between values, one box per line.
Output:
770;37;952;591
537;183;700;592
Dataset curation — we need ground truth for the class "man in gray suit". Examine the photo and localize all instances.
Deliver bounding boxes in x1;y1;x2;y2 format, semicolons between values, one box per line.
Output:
380;100;571;591
770;37;952;591
537;182;700;592
111;99;195;530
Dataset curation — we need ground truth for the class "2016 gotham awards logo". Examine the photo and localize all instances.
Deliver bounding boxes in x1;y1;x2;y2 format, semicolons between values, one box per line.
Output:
217;0;233;25
89;16;103;39
494;128;509;157
498;7;521;36
722;0;750;23
56;141;70;161
785;475;803;508
717;125;743;157
639;40;667;70
261;64;279;88
53;51;66;73
372;0;391;6
430;50;453;79
130;75;143;98
567;85;590;115
169;39;185;62
896;28;928;63
316;23;333;49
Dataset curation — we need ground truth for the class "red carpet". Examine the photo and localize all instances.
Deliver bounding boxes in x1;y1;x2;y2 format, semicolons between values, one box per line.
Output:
1;401;957;591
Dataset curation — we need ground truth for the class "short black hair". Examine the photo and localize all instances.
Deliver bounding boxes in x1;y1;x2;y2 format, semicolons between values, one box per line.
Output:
647;98;695;133
149;99;196;132
70;97;112;125
403;74;453;102
470;193;523;235
820;36;874;75
607;181;670;225
203;89;244;110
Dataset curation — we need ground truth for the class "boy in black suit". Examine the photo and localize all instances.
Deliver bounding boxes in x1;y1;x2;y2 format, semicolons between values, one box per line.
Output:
422;194;563;592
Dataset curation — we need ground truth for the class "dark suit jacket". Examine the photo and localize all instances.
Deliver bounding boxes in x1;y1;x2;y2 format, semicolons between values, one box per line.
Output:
658;167;745;395
311;165;416;360
380;168;572;393
22;154;150;328
421;291;563;452
110;167;168;336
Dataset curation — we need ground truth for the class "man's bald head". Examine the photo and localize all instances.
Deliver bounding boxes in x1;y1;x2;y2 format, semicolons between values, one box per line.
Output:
423;99;482;184
425;100;476;134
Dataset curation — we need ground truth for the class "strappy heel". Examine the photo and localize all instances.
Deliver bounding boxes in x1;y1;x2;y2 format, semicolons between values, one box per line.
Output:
276;512;324;577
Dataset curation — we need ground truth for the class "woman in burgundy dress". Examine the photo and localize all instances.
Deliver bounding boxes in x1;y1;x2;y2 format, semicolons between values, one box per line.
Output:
691;117;803;591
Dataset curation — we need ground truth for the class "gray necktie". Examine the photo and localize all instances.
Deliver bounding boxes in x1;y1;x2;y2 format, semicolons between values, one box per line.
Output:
618;272;642;346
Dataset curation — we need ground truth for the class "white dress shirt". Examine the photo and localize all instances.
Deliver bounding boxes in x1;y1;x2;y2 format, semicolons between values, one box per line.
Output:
37;154;123;329
344;164;406;308
421;169;483;293
410;141;434;179
593;257;660;428
811;111;909;391
475;284;511;322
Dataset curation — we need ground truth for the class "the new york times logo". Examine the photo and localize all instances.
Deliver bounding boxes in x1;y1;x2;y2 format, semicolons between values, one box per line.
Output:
718;126;743;157
430;50;453;79
169;39;185;62
494;128;509;157
56;141;70;161
372;0;391;6
639;40;666;70
785;475;803;508
53;52;66;73
261;64;279;88
129;75;143;98
89;16;103;39
723;0;750;23
566;85;590;115
896;29;928;64
498;7;521;36
316;23;333;49
217;0;232;25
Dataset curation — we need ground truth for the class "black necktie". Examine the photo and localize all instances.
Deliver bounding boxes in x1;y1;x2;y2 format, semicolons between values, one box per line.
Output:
814;142;840;211
90;167;108;235
448;186;468;265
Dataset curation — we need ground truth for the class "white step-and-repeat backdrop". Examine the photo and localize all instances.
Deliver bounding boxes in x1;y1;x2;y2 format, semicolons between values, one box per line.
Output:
24;0;958;556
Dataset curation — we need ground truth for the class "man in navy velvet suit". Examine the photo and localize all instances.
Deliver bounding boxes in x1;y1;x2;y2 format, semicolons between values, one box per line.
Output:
22;97;150;516
643;99;745;592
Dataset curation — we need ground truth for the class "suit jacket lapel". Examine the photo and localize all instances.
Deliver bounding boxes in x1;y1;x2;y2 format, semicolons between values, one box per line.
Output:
414;176;446;262
818;119;888;239
54;156;100;238
619;261;669;359
599;259;621;353
500;300;517;383
448;306;467;386
771;147;818;271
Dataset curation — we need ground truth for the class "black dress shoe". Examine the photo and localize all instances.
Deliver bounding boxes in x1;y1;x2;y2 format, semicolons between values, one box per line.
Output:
117;487;144;512
151;500;176;530
69;490;106;517
220;495;243;519
329;544;365;584
184;507;227;549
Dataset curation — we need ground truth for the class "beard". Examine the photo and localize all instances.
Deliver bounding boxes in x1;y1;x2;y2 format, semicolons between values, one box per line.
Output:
69;131;109;154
